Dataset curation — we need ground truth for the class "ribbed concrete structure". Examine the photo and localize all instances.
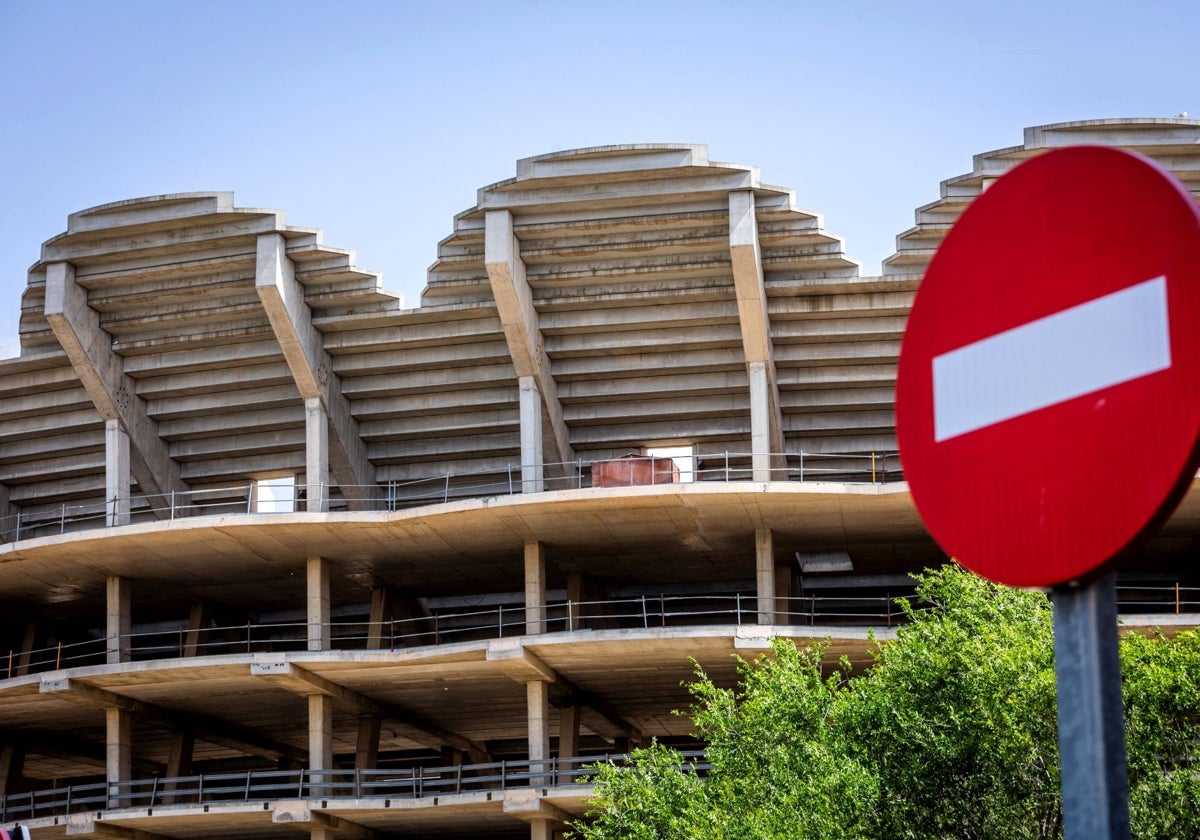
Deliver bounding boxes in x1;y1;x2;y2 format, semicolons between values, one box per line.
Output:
0;120;1197;839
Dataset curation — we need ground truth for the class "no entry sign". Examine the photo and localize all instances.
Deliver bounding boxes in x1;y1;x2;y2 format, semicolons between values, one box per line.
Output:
897;146;1200;587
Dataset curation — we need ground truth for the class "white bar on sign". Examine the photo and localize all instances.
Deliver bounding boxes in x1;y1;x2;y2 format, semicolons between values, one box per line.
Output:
933;276;1171;442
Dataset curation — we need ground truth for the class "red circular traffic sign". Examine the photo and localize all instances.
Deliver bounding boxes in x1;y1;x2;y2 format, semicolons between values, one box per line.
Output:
897;146;1200;587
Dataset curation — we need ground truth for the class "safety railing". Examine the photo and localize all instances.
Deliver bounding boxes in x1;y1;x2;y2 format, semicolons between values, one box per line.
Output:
0;450;902;543
0;751;712;822
5;587;1197;682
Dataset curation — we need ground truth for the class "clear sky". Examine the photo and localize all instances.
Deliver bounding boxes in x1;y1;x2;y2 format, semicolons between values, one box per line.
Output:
0;0;1196;357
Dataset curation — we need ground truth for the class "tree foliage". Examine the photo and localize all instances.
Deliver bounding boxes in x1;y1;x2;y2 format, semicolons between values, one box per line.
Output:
571;566;1200;840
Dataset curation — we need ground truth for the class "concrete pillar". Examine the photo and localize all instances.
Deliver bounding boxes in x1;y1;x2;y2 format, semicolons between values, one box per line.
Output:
519;376;544;493
307;556;330;652
355;715;380;770
0;481;12;542
310;828;336;840
525;541;546;635
774;564;792;625
308;694;333;770
748;362;773;482
755;529;776;625
107;576;131;665
165;729;194;777
305;397;329;512
14;622;36;676
183;602;210;657
565;572;584;631
367;587;392;650
0;743;25;795
106;706;131;795
527;680;550;767
105;419;130;526
558;704;580;759
530;820;553;840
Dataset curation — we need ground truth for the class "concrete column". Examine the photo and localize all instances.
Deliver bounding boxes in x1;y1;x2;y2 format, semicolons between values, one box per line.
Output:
519;376;544;493
530;820;553;840
367;587;392;650
307;556;330;651
308;694;333;770
305;397;329;512
107;576;131;665
310;828;336;840
558;704;580;759
106;707;131;794
15;622;36;676
755;529;776;625
0;481;13;542
525;541;546;635
183;602;210;657
165;729;195;778
748;362;773;482
355;715;380;770
565;572;584;631
527;680;550;767
774;564;792;625
0;743;25;795
105;419;131;526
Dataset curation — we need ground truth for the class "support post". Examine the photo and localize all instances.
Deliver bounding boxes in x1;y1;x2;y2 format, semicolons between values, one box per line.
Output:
748;361;774;482
558;703;580;759
0;743;25;795
1052;573;1130;840
525;541;546;635
755;530;776;625
309;694;333;771
183;602;210;657
105;419;130;526
355;715;381;770
107;576;131;665
106;707;131;806
305;397;329;512
307;557;330;652
527;679;550;783
530;820;553;840
519;377;545;493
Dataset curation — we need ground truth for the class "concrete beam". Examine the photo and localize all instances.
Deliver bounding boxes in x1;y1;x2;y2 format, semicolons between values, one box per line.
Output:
503;789;573;823
729;192;785;481
484;210;574;485
44;261;186;509
39;676;307;763
250;661;486;756
487;640;647;743
256;233;374;505
66;822;171;839
486;639;557;683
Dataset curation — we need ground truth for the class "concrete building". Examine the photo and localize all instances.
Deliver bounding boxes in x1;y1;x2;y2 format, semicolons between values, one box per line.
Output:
0;118;1197;839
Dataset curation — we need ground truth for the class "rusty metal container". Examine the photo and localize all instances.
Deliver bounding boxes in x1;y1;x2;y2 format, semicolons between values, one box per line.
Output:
591;454;678;487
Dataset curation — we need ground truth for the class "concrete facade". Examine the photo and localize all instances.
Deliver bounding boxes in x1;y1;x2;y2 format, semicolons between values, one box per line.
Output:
0;119;1197;838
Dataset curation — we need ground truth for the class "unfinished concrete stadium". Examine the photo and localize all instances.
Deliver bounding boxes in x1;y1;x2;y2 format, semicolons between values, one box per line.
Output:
0;118;1197;839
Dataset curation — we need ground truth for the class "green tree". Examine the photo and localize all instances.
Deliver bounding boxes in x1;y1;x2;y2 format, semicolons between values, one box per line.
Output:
836;566;1060;840
571;567;1200;840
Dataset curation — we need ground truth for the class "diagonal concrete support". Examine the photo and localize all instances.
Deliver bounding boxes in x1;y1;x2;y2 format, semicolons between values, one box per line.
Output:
250;661;487;756
484;210;574;490
45;261;186;511
729;192;785;481
40;675;307;763
256;233;374;508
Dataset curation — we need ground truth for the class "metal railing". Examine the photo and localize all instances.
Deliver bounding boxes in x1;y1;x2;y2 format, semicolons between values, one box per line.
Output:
5;587;1197;681
0;450;902;543
0;751;713;822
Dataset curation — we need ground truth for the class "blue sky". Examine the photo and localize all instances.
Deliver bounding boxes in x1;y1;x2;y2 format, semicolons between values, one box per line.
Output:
0;0;1196;357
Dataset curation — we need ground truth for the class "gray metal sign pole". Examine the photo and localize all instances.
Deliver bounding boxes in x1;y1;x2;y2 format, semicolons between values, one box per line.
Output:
1051;571;1130;840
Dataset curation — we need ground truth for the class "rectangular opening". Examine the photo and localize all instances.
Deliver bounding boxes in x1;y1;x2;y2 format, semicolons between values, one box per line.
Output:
253;476;296;514
646;445;696;483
